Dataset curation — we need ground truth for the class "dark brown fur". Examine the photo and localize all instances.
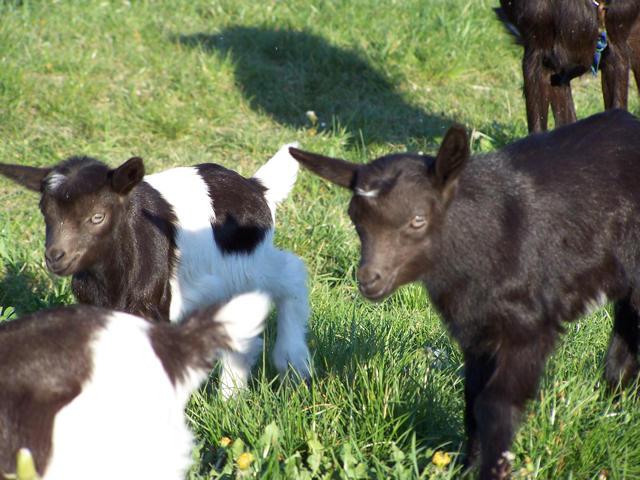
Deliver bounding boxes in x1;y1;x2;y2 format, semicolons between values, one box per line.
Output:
0;306;103;475
290;109;640;479
497;0;640;133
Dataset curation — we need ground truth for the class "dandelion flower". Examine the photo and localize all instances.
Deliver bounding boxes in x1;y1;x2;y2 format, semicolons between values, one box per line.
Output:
220;436;232;447
432;451;451;468
237;452;254;471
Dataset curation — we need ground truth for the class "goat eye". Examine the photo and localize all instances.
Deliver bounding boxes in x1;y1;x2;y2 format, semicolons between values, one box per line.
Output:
90;213;105;225
410;215;427;229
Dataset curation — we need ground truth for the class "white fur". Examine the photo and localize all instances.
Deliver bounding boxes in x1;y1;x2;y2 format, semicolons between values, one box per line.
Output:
44;173;66;192
144;146;311;398
253;142;300;218
44;293;270;480
45;313;194;480
584;291;608;316
355;188;380;198
144;167;215;321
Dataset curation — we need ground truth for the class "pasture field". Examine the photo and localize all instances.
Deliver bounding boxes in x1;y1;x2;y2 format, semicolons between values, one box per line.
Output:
1;1;639;478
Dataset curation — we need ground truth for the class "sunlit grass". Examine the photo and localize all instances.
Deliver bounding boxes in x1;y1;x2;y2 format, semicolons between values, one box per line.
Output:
1;1;639;478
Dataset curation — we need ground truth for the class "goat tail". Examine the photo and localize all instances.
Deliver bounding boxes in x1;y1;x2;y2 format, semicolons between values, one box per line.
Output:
494;7;523;45
253;143;300;216
211;291;271;355
159;291;271;394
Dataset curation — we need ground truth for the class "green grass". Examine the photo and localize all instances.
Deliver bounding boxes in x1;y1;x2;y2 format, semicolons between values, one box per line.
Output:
1;0;639;478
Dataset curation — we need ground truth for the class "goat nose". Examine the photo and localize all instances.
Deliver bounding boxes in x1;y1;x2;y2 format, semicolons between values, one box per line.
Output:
358;267;381;288
45;248;66;264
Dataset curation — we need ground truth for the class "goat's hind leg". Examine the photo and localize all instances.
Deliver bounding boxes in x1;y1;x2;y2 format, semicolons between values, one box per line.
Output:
628;15;640;95
549;83;577;128
601;35;631;109
605;296;640;389
268;250;311;381
523;48;551;133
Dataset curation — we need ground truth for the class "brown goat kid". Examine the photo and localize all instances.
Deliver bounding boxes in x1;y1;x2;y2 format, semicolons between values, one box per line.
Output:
497;0;640;133
289;109;640;479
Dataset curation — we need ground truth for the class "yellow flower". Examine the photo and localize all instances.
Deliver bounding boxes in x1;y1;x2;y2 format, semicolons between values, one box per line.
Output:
237;452;254;471
432;451;451;469
220;436;232;447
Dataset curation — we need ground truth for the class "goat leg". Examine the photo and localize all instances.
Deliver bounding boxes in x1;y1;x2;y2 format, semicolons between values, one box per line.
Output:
550;84;577;128
472;339;551;480
628;17;640;95
601;41;631;110
463;352;496;471
523;48;551;133
605;296;640;389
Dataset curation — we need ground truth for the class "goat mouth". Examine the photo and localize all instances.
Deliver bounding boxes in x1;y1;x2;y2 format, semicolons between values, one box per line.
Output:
47;254;81;276
359;279;395;302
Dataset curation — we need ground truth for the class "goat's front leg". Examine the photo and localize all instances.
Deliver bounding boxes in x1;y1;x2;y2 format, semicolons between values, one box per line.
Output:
523;48;551;133
267;250;311;381
471;337;552;480
463;352;497;471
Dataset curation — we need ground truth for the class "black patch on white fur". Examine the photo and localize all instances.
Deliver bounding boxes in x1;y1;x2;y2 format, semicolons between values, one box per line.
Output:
196;164;272;254
149;304;228;386
0;306;108;476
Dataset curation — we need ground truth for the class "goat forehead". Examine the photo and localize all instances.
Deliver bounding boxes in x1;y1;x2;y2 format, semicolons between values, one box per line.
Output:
356;156;429;190
45;159;110;199
349;192;421;227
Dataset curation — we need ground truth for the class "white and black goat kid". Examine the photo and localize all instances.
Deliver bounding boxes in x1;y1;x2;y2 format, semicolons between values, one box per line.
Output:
0;292;270;480
290;110;640;479
0;145;310;397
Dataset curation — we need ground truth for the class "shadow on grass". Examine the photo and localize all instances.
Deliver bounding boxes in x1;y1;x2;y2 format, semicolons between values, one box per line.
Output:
174;26;451;147
314;316;465;455
0;260;69;316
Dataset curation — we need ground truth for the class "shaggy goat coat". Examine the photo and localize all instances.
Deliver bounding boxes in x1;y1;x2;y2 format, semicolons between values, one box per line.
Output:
289;109;640;479
0;292;270;480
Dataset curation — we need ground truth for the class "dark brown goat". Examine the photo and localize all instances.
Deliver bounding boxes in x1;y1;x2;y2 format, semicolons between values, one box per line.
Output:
497;0;640;133
289;109;640;479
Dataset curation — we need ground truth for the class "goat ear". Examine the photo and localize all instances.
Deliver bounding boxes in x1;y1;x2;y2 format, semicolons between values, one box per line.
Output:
0;163;52;192
110;157;145;194
289;147;358;189
434;125;469;188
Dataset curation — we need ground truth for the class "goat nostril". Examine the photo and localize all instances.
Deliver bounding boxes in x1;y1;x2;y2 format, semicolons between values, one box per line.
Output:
359;270;381;288
46;249;66;263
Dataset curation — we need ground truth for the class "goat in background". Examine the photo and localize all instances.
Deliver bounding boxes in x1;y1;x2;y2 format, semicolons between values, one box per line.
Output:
496;0;640;132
